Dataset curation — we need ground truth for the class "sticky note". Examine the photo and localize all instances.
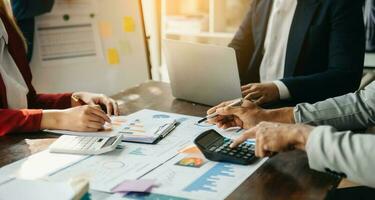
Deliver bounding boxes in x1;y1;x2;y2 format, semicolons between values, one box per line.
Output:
111;179;156;193
119;40;132;54
99;21;113;38
107;48;120;65
123;16;135;32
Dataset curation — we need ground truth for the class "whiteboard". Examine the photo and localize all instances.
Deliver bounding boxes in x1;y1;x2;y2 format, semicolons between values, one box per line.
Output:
30;0;150;95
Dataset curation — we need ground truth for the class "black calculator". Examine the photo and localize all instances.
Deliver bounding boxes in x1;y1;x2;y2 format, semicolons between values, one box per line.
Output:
194;129;258;165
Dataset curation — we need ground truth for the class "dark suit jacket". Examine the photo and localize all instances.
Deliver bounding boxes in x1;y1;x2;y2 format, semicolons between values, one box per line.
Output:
11;0;55;61
365;0;375;51
229;0;365;105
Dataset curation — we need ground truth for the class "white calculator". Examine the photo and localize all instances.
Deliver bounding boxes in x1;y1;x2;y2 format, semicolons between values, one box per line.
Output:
49;135;123;155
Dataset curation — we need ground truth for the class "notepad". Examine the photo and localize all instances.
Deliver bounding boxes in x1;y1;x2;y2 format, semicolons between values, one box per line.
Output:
112;179;156;193
107;48;120;64
119;119;179;144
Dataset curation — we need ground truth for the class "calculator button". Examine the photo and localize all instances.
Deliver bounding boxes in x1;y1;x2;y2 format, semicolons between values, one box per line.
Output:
222;150;228;154
209;146;217;151
229;152;235;156
243;156;249;159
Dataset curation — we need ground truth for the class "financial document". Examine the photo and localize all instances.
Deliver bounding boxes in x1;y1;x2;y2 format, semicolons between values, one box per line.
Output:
48;110;202;192
142;152;266;200
0;109;266;199
35;0;102;66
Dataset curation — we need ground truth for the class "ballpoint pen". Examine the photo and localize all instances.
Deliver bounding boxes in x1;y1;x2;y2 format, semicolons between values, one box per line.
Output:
197;98;243;124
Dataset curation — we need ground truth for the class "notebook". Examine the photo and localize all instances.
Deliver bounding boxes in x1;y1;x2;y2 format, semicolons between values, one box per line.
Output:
119;119;179;144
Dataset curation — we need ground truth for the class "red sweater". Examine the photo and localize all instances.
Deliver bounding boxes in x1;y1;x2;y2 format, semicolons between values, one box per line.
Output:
0;13;72;136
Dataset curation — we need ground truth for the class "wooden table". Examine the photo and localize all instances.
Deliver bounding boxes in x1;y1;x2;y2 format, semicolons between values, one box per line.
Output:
0;81;339;200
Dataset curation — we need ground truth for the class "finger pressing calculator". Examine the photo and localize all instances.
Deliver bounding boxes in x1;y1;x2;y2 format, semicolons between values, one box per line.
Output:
49;135;123;155
194;129;258;165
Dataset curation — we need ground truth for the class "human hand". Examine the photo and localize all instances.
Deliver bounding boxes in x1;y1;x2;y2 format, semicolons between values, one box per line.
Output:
42;105;111;132
230;122;313;157
241;83;280;105
206;100;266;129
71;92;119;115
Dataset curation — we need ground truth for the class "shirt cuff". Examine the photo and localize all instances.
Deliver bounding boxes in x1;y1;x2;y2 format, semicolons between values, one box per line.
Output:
273;80;291;100
305;126;337;172
293;106;303;123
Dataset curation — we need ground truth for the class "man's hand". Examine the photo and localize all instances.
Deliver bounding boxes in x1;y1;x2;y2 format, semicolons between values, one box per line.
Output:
230;122;314;157
241;83;280;105
207;100;266;129
71;92;119;116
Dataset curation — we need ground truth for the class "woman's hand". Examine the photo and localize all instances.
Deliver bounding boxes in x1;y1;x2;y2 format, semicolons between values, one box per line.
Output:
207;100;267;129
241;83;280;105
41;105;111;132
230;122;314;157
71;92;119;116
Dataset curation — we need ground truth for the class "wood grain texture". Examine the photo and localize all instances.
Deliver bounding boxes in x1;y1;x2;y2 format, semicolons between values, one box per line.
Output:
0;81;339;199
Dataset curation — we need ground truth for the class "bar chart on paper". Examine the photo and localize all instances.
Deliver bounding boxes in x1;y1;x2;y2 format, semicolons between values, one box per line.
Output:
183;163;235;193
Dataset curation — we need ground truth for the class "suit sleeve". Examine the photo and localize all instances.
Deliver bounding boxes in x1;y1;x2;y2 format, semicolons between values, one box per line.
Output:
11;0;55;20
0;109;42;136
228;3;255;79
294;81;375;130
306;126;375;188
282;0;365;103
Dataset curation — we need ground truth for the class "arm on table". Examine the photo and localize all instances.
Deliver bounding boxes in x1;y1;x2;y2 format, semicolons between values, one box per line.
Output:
294;82;375;130
307;126;375;188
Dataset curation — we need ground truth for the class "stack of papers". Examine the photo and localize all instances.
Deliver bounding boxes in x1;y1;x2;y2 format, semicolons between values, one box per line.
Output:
0;177;89;200
0;109;266;200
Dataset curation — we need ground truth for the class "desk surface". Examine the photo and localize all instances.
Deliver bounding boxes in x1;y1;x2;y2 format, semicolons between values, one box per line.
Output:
0;81;339;200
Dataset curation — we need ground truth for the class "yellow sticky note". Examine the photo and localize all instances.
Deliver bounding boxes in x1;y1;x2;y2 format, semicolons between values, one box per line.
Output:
99;21;113;39
123;16;135;32
107;48;120;65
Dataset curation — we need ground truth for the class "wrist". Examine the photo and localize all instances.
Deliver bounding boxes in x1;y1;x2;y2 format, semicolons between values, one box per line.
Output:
264;107;295;124
294;125;313;151
41;110;66;130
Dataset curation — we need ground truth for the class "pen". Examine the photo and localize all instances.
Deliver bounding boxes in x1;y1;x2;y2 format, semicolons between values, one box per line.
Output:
197;98;243;124
72;94;86;105
73;94;109;114
161;121;180;138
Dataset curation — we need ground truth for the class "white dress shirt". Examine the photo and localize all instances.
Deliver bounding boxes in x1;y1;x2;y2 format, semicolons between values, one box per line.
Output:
0;19;29;109
259;0;297;100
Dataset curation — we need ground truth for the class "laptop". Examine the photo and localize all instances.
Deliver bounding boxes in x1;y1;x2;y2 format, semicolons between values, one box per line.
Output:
164;39;242;106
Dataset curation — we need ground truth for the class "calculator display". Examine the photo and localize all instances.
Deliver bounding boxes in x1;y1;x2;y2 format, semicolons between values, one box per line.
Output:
102;136;117;147
196;130;222;148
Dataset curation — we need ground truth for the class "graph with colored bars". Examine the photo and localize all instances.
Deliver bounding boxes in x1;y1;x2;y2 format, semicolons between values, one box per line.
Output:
110;117;127;128
120;119;145;134
183;163;236;193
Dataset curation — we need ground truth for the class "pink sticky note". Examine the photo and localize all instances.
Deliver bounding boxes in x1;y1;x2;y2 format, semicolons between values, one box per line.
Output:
112;179;156;193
